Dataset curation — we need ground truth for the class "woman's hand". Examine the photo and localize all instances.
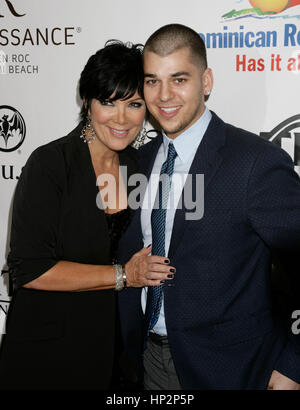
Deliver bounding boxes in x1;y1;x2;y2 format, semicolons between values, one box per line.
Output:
125;245;176;288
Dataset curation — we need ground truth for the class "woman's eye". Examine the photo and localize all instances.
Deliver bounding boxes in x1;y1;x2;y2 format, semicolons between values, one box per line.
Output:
129;102;143;108
100;100;114;106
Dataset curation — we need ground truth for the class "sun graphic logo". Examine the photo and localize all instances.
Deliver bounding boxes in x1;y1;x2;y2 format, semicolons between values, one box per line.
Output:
0;106;26;152
250;0;300;13
223;0;300;20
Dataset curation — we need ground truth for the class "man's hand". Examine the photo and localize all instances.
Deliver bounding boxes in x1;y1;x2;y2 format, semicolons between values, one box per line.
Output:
268;370;300;390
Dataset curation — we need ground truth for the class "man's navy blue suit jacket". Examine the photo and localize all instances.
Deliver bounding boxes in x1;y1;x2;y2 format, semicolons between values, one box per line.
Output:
118;112;300;389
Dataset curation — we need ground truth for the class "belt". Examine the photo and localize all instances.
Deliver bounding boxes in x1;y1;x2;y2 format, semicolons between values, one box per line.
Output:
148;332;169;345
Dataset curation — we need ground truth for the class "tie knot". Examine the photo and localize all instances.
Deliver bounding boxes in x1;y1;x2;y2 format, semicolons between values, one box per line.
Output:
167;143;177;161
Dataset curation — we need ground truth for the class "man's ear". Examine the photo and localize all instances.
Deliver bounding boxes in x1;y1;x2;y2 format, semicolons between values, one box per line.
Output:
202;68;214;100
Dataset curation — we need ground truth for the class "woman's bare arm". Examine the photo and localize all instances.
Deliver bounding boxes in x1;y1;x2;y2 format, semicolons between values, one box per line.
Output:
23;246;175;292
23;260;115;291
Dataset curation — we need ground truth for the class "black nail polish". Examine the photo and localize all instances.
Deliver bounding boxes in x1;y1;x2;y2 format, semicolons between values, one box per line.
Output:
170;268;176;273
164;259;169;264
147;244;152;248
160;280;165;284
167;274;174;279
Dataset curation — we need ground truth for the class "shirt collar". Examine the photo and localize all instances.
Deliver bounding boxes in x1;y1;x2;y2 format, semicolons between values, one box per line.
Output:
162;107;212;163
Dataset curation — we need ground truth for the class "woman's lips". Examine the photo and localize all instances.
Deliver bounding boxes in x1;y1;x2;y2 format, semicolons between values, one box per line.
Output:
109;127;129;137
158;106;181;118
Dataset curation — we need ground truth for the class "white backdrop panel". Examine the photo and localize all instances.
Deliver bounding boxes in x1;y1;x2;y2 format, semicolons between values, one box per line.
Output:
1;0;300;340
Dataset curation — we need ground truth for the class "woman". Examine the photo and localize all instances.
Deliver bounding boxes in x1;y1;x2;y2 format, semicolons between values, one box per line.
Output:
0;40;175;390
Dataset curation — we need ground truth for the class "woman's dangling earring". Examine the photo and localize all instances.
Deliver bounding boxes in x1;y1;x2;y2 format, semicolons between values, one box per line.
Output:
131;124;147;149
80;115;96;144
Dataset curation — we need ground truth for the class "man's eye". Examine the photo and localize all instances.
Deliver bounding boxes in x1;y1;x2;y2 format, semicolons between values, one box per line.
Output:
145;79;156;85
175;78;186;84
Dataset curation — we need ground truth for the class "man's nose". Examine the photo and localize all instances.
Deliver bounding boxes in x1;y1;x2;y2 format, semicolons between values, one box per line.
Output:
159;82;173;102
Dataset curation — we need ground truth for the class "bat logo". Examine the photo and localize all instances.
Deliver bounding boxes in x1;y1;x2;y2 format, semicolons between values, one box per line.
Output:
0;106;26;152
0;0;25;18
260;114;300;176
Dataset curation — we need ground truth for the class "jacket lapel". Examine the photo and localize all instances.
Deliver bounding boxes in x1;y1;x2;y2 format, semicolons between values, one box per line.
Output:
122;134;164;244
168;112;226;260
140;133;163;178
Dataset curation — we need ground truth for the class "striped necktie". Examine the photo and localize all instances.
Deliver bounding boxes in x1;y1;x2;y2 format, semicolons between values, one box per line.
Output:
145;142;177;332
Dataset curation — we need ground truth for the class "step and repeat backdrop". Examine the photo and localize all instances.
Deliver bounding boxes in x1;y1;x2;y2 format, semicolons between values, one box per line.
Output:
1;0;300;337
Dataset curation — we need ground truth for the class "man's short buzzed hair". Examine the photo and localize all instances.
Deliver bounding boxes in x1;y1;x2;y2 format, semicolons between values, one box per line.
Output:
144;23;207;69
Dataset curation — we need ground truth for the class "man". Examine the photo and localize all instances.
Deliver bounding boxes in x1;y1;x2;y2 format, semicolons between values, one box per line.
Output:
118;24;300;390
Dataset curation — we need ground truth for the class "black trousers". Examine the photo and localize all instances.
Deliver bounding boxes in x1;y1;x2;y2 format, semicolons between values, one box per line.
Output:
143;334;181;390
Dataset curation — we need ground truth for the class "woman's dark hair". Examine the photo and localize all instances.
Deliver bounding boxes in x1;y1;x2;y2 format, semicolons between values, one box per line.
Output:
79;40;144;121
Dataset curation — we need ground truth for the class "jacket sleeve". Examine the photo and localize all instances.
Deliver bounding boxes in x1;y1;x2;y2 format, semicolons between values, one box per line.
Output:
247;142;300;383
7;146;65;289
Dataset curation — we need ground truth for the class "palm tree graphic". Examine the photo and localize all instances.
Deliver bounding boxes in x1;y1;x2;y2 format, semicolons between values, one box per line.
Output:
0;0;25;18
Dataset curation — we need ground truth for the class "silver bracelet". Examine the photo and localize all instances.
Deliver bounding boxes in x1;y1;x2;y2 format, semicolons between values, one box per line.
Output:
122;265;127;288
114;264;126;291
